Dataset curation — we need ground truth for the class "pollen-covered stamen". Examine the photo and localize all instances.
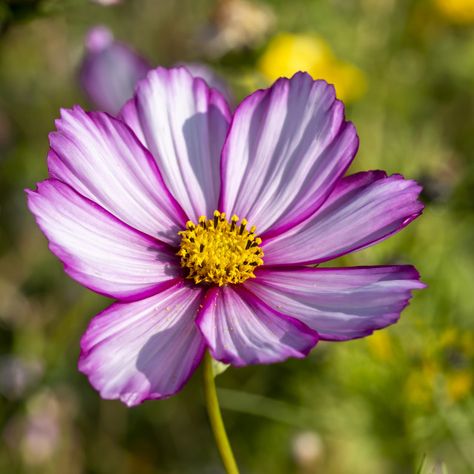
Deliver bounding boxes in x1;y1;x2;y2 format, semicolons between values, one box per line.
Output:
177;210;264;286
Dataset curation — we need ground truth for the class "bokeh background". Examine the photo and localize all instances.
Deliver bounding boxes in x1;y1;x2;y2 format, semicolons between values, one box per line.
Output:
0;0;473;472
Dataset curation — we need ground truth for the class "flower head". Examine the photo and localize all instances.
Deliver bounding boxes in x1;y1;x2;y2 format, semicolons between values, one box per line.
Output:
177;212;264;286
27;67;424;406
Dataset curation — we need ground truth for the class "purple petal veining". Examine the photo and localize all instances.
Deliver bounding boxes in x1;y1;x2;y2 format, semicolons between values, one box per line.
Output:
120;67;232;222
79;282;206;407
246;266;425;341
219;72;358;237
48;106;186;245
27;179;181;301
27;66;425;405
197;286;319;366
262;171;424;265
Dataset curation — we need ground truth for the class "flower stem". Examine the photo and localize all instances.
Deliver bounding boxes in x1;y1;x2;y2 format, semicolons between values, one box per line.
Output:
203;351;240;474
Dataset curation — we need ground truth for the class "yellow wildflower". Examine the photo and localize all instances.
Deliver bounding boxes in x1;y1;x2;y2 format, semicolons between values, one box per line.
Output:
435;0;474;24
367;331;394;362
258;33;367;103
439;327;458;347
406;327;474;406
445;371;473;402
405;361;439;406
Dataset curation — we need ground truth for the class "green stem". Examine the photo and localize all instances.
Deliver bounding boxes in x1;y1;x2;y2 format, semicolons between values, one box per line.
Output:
203;352;240;474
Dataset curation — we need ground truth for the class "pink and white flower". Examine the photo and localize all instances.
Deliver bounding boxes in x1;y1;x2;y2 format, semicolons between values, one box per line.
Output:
27;67;424;406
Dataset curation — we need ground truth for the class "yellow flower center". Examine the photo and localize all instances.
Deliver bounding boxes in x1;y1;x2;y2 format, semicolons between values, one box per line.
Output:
177;211;264;286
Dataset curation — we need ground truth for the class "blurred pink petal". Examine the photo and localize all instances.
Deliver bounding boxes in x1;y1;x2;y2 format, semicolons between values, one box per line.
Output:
91;0;122;5
80;26;234;115
80;26;150;115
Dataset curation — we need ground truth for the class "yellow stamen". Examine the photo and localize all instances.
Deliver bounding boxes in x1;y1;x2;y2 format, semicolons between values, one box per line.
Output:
177;211;264;286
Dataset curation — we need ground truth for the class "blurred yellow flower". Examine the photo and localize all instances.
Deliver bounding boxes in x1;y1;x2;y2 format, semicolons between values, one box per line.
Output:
460;331;474;357
435;0;474;24
405;361;438;406
440;327;474;357
405;327;474;406
439;327;457;347
445;371;472;402
367;331;394;362
258;33;367;103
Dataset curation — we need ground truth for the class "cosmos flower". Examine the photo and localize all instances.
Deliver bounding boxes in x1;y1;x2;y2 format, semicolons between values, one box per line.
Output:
27;67;424;406
259;33;367;104
80;26;231;115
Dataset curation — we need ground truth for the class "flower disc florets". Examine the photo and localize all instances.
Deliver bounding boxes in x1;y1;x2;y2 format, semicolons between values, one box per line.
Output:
177;211;264;286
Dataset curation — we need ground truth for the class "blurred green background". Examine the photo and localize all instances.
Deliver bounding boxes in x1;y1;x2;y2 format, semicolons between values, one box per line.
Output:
0;0;473;472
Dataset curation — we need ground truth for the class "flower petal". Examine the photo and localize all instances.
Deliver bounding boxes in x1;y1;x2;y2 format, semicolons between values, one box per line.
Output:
79;282;206;406
219;72;358;237
26;179;181;300
263;171;423;265
197;286;318;366
48;106;186;245
246;266;425;341
180;62;233;106
79;26;150;115
120;67;231;221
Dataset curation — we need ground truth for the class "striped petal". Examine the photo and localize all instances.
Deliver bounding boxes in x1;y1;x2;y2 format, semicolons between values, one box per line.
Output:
263;171;423;265
48;106;186;245
26;179;181;300
79;282;206;406
120;67;231;222
220;72;358;238
246;266;425;341
197;286;318;366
